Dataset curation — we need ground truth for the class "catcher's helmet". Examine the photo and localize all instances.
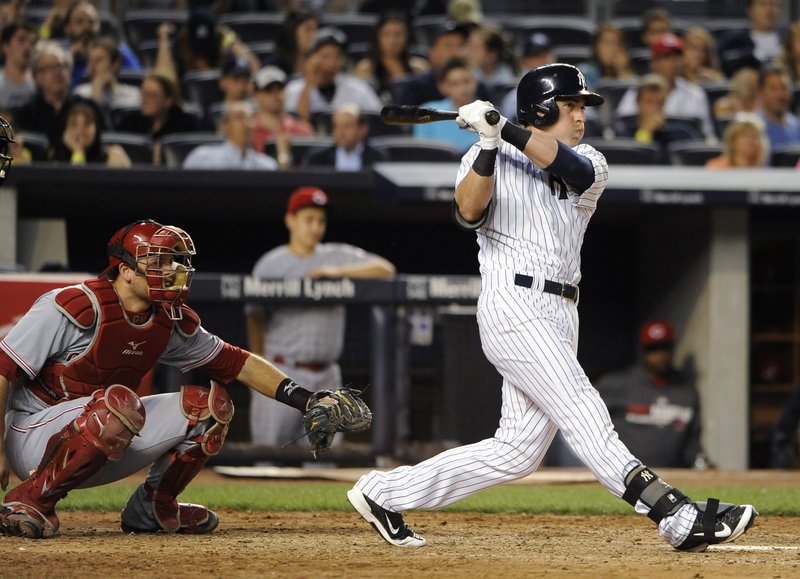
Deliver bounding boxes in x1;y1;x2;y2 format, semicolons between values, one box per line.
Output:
0;115;15;186
516;63;604;127
102;219;196;320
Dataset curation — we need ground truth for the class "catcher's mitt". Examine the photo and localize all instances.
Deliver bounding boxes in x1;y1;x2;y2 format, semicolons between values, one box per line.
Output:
303;387;372;456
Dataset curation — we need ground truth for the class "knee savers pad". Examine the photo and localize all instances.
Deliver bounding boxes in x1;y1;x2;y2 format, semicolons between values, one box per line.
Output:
76;385;146;460
622;465;689;523
180;382;234;456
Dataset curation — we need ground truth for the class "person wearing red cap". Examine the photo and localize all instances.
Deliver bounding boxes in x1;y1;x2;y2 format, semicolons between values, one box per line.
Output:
246;187;395;452
616;32;715;139
595;320;709;469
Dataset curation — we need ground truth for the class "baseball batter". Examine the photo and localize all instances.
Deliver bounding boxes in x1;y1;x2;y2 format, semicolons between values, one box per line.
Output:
347;64;756;551
247;186;395;449
0;218;368;538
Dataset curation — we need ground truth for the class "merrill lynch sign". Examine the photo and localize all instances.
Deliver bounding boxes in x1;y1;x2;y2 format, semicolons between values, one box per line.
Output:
220;276;356;300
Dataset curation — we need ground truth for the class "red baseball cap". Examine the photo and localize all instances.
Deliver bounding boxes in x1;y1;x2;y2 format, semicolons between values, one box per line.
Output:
651;32;684;58
640;320;675;346
286;186;330;214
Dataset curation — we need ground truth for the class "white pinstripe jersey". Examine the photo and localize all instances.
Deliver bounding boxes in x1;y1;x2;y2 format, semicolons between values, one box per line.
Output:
456;140;609;286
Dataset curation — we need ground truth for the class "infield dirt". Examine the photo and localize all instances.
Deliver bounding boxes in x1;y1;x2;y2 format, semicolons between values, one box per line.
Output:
2;470;799;578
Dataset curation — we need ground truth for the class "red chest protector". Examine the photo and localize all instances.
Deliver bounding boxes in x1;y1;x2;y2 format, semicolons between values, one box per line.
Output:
31;278;199;405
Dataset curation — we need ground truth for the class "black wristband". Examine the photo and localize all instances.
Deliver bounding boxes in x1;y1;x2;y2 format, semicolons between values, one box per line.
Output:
274;378;313;412
501;122;530;152
471;148;497;177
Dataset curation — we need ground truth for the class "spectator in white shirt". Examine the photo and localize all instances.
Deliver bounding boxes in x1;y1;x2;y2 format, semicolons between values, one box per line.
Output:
183;101;278;170
74;36;140;111
284;27;382;123
617;32;715;140
0;20;36;110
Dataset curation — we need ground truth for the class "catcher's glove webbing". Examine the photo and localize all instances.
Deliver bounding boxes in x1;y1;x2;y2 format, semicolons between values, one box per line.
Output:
303;387;372;457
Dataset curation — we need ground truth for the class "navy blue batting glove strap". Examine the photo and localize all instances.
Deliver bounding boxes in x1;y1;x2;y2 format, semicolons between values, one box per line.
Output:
500;122;530;152
275;378;313;412
471;148;498;176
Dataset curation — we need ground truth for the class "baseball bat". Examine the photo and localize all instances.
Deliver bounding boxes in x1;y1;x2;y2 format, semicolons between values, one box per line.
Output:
381;105;500;126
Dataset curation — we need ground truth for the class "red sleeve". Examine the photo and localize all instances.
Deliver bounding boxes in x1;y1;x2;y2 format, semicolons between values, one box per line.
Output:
0;348;21;382
198;343;249;384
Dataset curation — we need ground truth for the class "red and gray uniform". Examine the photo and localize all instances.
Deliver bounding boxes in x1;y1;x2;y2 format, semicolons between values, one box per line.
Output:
0;279;247;530
246;242;378;446
597;365;703;468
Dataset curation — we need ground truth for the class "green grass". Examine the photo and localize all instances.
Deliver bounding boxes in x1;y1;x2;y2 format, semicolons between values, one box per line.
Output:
58;482;800;516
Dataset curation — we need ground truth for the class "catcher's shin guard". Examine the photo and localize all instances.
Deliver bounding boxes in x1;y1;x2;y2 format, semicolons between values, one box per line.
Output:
122;383;233;534
622;465;689;523
1;385;145;538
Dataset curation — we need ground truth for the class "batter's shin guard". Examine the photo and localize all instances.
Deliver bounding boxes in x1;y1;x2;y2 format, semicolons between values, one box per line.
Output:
622;465;690;523
1;385;145;538
127;383;233;534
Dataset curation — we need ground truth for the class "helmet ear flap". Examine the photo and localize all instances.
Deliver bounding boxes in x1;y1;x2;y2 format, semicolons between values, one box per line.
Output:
531;98;559;127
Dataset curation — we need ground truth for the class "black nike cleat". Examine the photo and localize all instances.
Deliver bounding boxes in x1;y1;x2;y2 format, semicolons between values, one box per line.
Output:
675;499;757;552
346;488;427;547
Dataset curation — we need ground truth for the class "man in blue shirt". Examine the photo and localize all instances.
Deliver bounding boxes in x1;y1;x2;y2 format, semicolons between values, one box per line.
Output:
414;57;478;153
756;66;800;151
183;102;278;170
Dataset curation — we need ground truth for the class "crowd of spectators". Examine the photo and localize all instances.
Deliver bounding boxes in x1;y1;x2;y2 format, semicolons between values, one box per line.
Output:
0;0;797;169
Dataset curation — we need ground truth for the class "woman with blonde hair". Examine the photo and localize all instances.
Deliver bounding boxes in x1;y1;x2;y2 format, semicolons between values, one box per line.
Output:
705;114;770;169
682;27;724;83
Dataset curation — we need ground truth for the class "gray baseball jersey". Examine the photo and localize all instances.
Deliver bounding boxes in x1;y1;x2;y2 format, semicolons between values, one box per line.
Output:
354;139;697;545
247;242;376;446
1;287;224;484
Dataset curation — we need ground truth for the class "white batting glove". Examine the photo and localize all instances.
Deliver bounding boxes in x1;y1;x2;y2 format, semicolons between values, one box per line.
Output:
456;100;507;150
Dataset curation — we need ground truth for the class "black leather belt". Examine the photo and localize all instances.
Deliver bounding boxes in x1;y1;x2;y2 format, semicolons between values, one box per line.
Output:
514;273;578;302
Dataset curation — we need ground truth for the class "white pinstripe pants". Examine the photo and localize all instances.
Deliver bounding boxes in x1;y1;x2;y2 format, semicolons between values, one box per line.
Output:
357;279;640;509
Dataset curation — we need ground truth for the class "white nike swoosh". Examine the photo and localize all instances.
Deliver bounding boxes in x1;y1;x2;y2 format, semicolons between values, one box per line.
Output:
693;522;732;538
386;514;401;535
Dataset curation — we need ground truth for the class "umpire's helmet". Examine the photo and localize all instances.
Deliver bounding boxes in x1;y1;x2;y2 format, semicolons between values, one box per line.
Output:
0;116;15;186
516;63;604;127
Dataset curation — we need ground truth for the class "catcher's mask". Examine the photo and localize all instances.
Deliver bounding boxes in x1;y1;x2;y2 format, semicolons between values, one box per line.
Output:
102;219;196;320
0;115;15;186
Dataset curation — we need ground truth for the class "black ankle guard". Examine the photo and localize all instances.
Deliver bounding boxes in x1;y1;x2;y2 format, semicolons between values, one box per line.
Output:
622;465;689;523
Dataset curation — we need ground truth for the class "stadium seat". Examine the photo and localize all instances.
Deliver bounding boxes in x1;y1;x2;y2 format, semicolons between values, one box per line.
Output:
18;130;50;162
611;16;694;49
503;16;595;48
134;39;160;69
667;141;724;166
123;9;188;46
109;104;140;130
552;45;592;67
583;138;662;165
182;70;224;115
103;131;154;164
705;18;749;45
117;69;146;88
248;41;277;66
264;135;334;162
594;79;637;113
320;13;380;45
702;81;733;109
369;136;461;162
771;145;800;168
411;15;448;48
159;132;224;168
219;12;283;45
628;47;651;76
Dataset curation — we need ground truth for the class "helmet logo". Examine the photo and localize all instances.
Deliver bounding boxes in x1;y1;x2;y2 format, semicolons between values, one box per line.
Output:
576;70;587;89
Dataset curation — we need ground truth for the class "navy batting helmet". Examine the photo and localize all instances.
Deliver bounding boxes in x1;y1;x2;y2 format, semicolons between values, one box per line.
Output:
516;63;604;127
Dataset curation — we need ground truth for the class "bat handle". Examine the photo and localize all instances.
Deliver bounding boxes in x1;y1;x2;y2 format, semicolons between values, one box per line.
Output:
485;109;500;126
